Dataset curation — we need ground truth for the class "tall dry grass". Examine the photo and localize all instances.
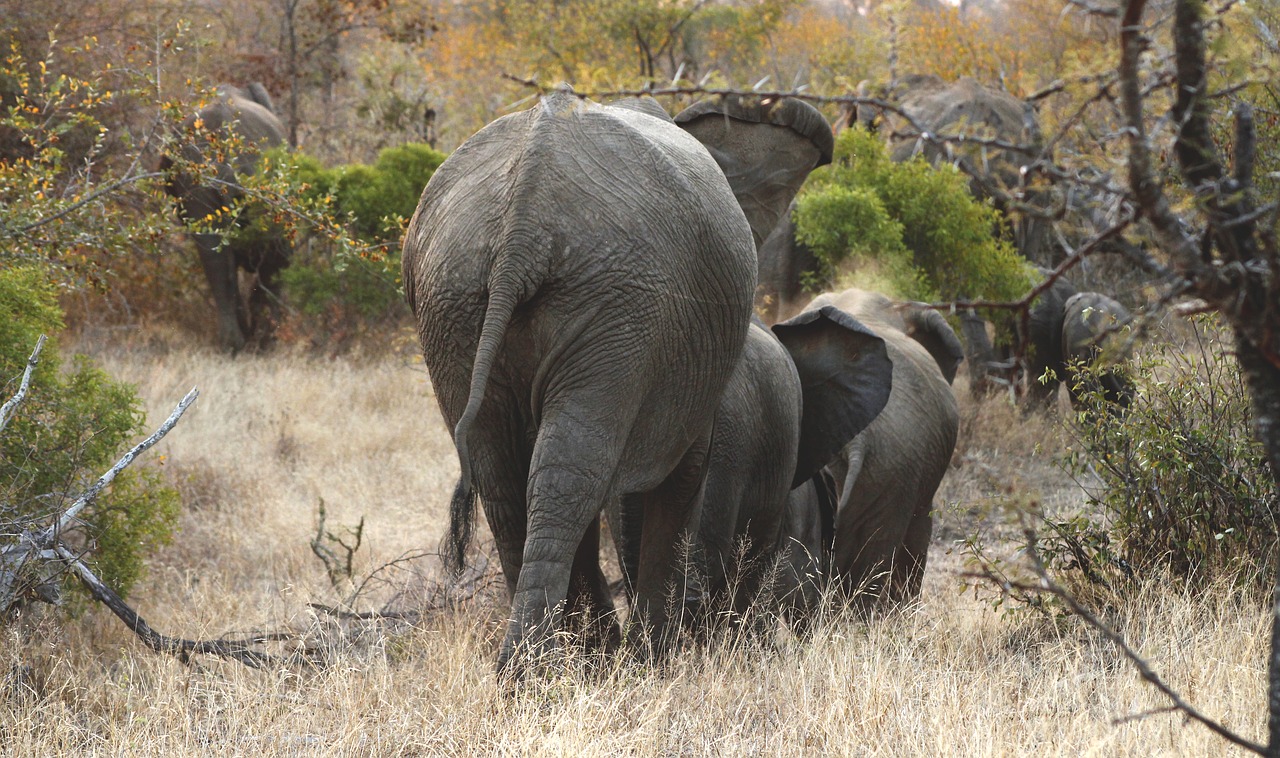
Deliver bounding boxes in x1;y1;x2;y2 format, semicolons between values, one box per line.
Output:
1;330;1270;755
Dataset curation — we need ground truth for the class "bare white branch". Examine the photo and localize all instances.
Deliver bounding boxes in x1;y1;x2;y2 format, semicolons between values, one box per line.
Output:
0;336;47;435
52;387;199;536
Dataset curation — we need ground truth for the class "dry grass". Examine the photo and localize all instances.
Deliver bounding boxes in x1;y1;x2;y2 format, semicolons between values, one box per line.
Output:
1;329;1270;755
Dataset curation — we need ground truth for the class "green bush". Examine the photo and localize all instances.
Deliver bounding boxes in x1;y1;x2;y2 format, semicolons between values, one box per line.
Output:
275;142;445;341
794;126;1034;304
1044;319;1279;593
1;266;179;598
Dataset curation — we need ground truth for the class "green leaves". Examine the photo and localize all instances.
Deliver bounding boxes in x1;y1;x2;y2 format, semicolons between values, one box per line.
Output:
1052;320;1279;592
794;126;1033;306
1;266;179;600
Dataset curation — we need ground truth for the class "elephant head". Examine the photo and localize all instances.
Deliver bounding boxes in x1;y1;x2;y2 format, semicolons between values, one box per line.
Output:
161;84;290;353
1060;291;1135;409
1017;271;1134;410
402;88;835;675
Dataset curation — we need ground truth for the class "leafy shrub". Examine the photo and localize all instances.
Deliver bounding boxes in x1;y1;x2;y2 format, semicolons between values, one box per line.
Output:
1043;319;1279;593
1;266;180;599
794;125;1034;305
275;142;445;346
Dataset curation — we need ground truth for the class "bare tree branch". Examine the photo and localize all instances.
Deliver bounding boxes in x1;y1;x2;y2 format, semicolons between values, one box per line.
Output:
966;529;1267;754
0;336;46;435
55;544;284;669
51;387;199;537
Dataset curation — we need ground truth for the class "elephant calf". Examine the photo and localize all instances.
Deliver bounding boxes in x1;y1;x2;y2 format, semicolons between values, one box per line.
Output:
692;308;891;628
803;289;961;606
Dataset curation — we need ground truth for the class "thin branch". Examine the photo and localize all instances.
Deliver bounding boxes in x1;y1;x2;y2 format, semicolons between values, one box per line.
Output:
52;387;198;536
966;530;1266;754
56;545;283;669
0;172;165;238
0;336;46;435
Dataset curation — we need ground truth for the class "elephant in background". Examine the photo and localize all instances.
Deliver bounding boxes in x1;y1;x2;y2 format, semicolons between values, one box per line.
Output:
402;88;835;673
802;288;960;606
851;75;1054;267
1022;284;1134;409
1060;292;1135;408
161;84;290;353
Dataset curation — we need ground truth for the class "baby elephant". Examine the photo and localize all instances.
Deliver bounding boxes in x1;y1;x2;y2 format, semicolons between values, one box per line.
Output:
804;288;961;607
609;307;892;634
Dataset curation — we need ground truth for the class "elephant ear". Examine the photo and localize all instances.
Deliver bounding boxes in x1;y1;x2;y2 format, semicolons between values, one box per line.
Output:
902;307;966;385
244;83;278;115
675;96;834;248
773;306;893;488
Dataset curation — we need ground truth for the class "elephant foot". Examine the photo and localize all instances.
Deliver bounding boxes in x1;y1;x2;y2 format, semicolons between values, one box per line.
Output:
218;325;248;355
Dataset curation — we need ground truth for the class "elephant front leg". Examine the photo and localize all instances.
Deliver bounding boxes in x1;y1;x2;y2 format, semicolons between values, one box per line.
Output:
194;234;247;352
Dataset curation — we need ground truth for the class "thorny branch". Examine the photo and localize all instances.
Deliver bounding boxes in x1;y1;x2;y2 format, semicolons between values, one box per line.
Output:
966;532;1266;754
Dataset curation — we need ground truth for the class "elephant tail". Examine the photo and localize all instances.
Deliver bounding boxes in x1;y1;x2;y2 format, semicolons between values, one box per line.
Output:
445;271;526;576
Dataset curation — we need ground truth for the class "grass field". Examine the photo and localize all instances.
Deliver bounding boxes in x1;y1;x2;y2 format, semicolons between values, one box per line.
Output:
2;326;1270;756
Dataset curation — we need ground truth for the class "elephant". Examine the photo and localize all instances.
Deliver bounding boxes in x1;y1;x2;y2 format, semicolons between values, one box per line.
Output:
853;75;1054;267
1021;285;1134;409
401;87;835;674
613;308;893;632
161;83;291;353
965;269;1134;409
801;288;960;606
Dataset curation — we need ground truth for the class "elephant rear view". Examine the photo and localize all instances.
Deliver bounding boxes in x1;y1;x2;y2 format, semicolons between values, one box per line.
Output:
162;84;290;352
402;88;833;675
804;288;960;606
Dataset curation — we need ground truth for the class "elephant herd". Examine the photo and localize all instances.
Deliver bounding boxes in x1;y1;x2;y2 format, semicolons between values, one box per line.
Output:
162;80;1135;678
400;88;973;676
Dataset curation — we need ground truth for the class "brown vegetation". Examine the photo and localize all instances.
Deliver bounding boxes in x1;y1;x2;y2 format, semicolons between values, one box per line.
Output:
0;331;1268;755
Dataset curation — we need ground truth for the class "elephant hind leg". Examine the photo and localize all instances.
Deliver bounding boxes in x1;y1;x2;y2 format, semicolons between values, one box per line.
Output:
498;413;626;677
564;516;621;654
886;501;933;605
623;431;712;658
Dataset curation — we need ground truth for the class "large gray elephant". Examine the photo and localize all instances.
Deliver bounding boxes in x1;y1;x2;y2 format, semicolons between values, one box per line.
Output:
803;288;960;605
161;84;290;353
401;88;834;674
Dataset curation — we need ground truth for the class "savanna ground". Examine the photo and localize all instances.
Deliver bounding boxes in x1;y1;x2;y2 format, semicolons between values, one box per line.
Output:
2;318;1269;756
